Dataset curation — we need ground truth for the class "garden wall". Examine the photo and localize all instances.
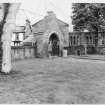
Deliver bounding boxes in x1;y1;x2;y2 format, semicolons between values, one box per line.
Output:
11;46;36;61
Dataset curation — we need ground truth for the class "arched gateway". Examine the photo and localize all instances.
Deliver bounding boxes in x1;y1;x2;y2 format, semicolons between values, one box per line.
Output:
49;33;60;56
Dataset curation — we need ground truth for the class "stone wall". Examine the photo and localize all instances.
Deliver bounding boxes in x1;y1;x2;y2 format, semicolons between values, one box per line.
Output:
31;12;69;58
67;45;85;55
11;46;36;61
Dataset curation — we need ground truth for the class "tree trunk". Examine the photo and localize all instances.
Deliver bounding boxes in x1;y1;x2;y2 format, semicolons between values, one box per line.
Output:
1;3;20;73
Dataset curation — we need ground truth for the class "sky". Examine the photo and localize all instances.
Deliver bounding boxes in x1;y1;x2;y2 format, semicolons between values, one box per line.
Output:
16;0;73;31
6;0;104;43
15;0;105;32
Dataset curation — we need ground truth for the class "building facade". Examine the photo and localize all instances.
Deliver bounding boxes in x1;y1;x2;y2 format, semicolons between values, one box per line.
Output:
23;11;69;57
12;26;25;46
12;12;105;58
68;31;105;55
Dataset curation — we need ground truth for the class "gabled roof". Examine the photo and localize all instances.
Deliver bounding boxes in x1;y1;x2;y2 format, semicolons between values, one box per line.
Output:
32;19;44;27
32;19;47;33
32;18;69;27
32;17;69;34
57;19;69;26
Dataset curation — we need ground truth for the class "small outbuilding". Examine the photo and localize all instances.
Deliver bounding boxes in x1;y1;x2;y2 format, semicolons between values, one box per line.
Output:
23;11;69;57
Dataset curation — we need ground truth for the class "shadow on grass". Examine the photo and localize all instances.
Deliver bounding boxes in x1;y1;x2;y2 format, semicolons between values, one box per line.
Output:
0;70;24;82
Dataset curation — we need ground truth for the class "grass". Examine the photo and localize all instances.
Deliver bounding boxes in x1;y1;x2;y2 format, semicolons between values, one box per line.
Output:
0;57;105;103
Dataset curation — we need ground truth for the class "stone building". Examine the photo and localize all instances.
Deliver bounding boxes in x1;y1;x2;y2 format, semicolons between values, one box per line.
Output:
68;31;105;55
23;11;69;57
12;26;25;46
12;15;105;60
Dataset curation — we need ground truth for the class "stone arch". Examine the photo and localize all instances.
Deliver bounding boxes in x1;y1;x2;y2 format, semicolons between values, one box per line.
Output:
48;33;60;56
49;33;59;42
41;31;64;57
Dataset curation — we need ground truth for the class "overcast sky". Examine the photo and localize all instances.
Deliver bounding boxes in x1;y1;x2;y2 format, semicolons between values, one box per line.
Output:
15;0;104;32
16;0;73;31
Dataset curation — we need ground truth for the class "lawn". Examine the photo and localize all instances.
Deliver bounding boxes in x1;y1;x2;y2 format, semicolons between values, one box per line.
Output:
0;57;105;104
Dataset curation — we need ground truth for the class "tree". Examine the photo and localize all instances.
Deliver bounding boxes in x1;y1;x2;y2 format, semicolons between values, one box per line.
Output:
0;3;20;73
71;3;105;32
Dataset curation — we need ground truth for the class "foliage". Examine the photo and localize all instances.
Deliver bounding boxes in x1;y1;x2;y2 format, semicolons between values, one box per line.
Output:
72;3;105;32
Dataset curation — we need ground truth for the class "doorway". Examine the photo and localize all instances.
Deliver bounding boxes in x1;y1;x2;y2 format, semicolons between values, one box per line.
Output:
49;33;59;56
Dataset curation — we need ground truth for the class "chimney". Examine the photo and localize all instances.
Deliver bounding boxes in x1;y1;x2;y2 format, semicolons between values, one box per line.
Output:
44;11;56;22
47;11;56;18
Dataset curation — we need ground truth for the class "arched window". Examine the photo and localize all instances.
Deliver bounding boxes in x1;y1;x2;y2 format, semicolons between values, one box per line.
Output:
74;36;76;45
69;36;72;46
86;36;88;44
90;37;92;45
77;36;79;45
102;40;104;44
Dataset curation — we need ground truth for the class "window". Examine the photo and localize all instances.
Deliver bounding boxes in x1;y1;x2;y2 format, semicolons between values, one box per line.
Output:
102;40;104;44
69;36;72;46
74;36;76;45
